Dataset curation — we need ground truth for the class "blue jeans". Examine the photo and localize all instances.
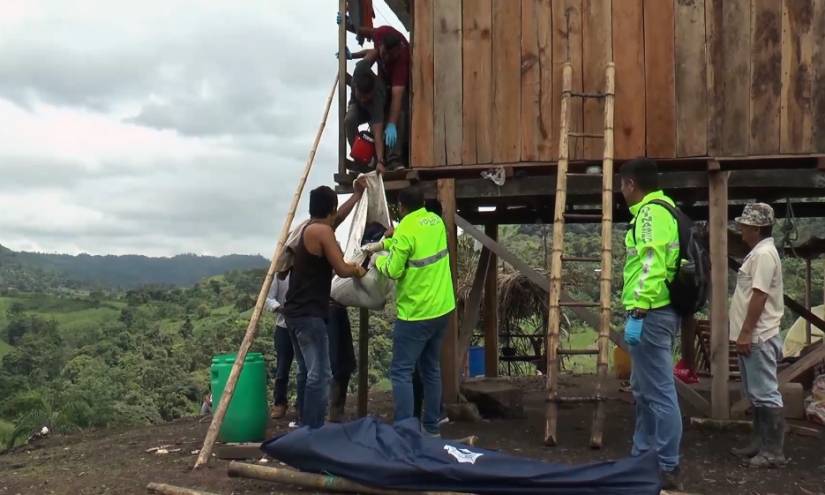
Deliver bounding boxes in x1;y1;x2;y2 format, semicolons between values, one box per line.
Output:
738;334;784;408
629;306;682;472
272;325;294;406
390;314;450;434
285;316;331;429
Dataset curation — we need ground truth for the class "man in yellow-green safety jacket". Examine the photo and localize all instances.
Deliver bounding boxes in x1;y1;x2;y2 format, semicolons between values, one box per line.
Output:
362;185;455;436
619;158;683;491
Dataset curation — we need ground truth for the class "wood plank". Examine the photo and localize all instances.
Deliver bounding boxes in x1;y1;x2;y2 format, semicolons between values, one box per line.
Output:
537;0;554;161
749;0;783;155
780;0;814;154
709;170;730;419
462;0;493;165
484;224;499;377
643;0;676;158
492;0;522;162
438;179;459;403
521;0;540;161
675;0;708;157
433;0;463;166
811;0;825;152
411;0;434;167
722;0;751;155
581;0;612;161
338;0;347;174
611;0;645;159
551;0;583;160
706;0;724;154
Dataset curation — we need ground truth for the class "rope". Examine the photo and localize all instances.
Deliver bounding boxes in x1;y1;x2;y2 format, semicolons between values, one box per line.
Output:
781;198;800;257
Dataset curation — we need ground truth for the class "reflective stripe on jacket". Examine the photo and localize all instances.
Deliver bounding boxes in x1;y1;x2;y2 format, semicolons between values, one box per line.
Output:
375;207;456;321
622;190;680;310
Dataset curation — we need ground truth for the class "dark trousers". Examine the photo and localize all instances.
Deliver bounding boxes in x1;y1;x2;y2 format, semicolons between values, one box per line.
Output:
272;325;294;406
328;305;356;382
286;316;331;429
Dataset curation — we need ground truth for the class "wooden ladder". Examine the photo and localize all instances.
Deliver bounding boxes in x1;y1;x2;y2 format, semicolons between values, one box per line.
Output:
545;62;616;448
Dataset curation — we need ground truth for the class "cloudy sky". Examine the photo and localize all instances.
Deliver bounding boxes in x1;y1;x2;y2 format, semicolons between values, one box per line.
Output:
0;0;405;257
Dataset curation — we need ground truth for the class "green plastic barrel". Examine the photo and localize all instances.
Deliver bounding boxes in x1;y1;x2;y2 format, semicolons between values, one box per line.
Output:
210;352;268;443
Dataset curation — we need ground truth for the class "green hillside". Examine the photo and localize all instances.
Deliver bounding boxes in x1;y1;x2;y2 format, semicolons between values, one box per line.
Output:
0;244;268;290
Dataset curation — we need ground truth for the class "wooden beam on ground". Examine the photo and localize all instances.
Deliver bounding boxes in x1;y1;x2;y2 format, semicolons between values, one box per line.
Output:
147;483;220;495
709;170;730;419
458;248;492;374
358;308;369;417
439;179;460;403
228;462;464;495
484;224;499;377
214;443;264;460
455;215;711;416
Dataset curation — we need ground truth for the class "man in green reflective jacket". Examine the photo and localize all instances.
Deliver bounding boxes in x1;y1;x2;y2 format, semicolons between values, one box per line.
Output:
620;158;683;490
364;185;455;436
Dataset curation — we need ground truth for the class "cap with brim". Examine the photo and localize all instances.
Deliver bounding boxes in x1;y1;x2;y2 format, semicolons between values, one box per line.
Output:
735;203;774;227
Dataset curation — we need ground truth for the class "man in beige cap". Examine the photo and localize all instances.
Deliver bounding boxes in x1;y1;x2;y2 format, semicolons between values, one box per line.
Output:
729;202;787;467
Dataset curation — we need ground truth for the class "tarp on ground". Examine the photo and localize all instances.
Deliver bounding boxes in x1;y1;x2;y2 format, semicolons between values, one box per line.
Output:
261;417;661;495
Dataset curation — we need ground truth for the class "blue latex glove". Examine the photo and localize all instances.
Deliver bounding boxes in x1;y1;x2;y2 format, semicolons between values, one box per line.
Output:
337;12;353;30
335;47;353;60
337;11;343;24
624;316;644;346
385;122;398;148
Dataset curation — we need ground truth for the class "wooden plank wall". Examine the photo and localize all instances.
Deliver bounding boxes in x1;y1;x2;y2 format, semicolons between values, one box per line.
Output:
410;0;825;168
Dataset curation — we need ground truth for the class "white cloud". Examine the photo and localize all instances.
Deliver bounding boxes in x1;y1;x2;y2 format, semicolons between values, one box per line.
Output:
0;0;406;256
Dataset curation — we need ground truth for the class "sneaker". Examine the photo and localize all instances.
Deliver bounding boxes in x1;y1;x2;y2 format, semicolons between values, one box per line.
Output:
271;404;287;419
660;467;684;491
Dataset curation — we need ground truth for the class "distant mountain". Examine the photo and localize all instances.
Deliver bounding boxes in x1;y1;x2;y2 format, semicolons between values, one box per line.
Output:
0;244;268;290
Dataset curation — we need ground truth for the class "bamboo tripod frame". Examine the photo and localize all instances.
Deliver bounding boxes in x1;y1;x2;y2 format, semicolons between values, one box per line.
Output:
544;62;616;448
193;74;339;469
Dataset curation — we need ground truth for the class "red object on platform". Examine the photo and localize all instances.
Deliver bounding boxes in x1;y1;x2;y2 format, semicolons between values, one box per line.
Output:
351;131;375;164
674;358;699;384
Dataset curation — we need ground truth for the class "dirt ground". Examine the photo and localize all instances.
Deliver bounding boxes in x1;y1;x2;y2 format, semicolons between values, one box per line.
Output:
1;376;824;495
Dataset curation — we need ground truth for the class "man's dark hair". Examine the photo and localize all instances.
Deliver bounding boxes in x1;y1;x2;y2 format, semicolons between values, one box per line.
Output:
398;185;424;211
381;34;402;51
424;198;443;217
620;158;659;192
309;186;338;218
353;69;376;95
758;225;773;238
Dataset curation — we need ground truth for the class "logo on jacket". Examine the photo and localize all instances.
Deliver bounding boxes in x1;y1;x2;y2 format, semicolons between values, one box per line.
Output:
443;445;483;464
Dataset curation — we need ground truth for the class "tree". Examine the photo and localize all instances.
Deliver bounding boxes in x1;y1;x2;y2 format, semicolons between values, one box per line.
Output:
181;317;194;339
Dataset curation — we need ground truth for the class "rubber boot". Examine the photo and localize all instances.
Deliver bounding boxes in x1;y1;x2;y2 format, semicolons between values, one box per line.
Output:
730;408;762;458
328;376;350;423
749;407;787;468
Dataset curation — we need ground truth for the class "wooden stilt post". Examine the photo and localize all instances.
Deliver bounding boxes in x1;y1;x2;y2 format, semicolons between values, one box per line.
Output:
338;0;347;175
708;169;730;419
358;307;369;417
484;224;499;377
438;178;460;404
805;258;812;345
193;75;339;469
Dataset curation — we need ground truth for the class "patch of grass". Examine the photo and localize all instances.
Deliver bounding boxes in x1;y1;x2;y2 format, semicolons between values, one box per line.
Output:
0;339;13;359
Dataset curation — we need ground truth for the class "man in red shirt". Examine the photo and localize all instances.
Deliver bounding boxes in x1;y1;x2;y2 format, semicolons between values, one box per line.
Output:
338;19;409;172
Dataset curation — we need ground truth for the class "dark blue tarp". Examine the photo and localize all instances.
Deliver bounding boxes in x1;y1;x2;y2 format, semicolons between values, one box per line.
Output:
262;417;661;494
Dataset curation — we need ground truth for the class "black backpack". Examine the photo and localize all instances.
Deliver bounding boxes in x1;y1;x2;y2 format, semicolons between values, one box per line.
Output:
632;199;710;317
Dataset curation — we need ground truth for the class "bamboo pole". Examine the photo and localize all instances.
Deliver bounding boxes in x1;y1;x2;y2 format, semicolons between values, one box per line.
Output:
590;62;615;449
146;483;221;495
193;74;339;469
545;62;573;446
228;462;469;495
338;0;347;175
